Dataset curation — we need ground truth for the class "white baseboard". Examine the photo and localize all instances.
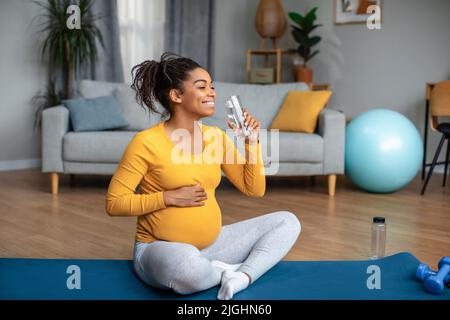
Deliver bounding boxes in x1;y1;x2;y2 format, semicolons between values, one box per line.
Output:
434;167;445;174
424;165;446;174
0;158;41;172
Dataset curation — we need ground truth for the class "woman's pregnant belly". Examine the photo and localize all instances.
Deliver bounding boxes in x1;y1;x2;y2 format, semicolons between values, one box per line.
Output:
141;192;222;249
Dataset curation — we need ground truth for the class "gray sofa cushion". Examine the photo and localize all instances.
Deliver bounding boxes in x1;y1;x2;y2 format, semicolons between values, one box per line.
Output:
113;84;153;131
256;131;324;164
63;131;137;163
202;81;310;130
277;132;323;162
210;129;323;166
79;79;311;131
79;79;119;98
63;128;322;164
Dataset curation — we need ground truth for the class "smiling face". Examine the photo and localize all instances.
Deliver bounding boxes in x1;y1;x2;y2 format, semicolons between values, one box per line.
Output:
170;67;216;119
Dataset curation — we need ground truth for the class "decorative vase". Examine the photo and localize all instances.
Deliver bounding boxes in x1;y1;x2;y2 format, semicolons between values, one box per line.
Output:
295;65;313;85
255;0;287;48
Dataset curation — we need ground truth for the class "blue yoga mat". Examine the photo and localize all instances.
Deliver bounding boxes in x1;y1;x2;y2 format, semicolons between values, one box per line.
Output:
1;252;449;300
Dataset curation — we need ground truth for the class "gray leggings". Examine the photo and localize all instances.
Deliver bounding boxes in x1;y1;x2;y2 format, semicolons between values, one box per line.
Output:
133;210;301;295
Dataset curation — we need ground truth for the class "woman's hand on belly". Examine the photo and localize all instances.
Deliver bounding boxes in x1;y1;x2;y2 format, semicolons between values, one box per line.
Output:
162;183;208;207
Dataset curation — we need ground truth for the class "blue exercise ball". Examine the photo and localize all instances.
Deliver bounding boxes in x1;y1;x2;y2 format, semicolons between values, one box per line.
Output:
345;109;423;193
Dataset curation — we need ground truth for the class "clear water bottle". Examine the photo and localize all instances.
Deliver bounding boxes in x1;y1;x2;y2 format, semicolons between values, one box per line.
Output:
225;95;250;139
370;217;386;260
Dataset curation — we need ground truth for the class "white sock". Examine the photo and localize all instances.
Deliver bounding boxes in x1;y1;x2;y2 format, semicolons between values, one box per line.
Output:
217;270;250;300
211;260;242;273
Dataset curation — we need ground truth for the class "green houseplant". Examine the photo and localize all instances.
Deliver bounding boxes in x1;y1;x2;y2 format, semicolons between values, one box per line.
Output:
288;7;322;84
32;0;104;128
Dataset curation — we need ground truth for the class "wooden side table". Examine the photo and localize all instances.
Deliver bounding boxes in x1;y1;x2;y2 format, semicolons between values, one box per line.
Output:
246;49;293;84
310;83;331;91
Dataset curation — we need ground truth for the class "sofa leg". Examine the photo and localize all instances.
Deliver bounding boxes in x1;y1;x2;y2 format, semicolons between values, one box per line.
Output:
69;174;75;186
328;174;336;196
50;173;59;195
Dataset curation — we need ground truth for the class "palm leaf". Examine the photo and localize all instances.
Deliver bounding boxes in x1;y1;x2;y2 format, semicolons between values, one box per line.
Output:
33;0;103;68
31;78;63;130
31;0;104;124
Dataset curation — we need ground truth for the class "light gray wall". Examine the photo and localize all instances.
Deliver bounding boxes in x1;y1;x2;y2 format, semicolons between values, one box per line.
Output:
213;0;450;164
0;0;47;170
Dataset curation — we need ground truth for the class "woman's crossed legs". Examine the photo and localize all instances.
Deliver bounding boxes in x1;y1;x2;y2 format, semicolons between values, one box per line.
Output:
133;210;301;299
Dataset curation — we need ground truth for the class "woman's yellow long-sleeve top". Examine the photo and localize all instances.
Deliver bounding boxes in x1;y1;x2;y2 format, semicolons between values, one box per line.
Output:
106;121;265;249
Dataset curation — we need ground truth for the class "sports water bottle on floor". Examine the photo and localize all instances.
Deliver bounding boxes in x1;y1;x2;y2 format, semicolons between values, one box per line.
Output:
370;217;386;260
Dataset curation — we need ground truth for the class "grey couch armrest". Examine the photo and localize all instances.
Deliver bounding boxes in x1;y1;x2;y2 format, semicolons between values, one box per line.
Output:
41;105;70;173
317;108;345;175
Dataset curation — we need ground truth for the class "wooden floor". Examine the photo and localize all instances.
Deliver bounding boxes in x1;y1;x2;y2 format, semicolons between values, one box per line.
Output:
0;169;449;269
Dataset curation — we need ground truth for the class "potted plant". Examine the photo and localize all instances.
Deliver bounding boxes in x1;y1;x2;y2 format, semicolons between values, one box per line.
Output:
288;7;322;85
31;0;103;128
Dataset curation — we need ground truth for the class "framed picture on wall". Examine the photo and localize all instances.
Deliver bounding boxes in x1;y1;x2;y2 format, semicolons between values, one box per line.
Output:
334;0;383;25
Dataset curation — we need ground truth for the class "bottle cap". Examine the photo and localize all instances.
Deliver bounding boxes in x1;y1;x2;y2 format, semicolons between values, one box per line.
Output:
373;217;385;223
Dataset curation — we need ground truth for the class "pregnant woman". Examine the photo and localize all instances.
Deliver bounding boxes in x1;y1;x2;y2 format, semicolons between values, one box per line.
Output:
106;53;301;300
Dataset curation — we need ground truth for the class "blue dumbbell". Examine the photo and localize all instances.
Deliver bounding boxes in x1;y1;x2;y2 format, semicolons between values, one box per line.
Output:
416;263;450;284
422;257;450;295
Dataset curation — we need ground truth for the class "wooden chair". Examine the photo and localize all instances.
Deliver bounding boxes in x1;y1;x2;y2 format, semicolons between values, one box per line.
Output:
421;81;450;195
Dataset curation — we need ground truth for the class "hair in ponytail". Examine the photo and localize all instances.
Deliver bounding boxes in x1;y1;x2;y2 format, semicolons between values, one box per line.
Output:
131;52;202;119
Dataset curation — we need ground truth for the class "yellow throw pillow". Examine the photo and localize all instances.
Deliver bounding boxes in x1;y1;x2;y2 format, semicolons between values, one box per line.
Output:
269;91;332;133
